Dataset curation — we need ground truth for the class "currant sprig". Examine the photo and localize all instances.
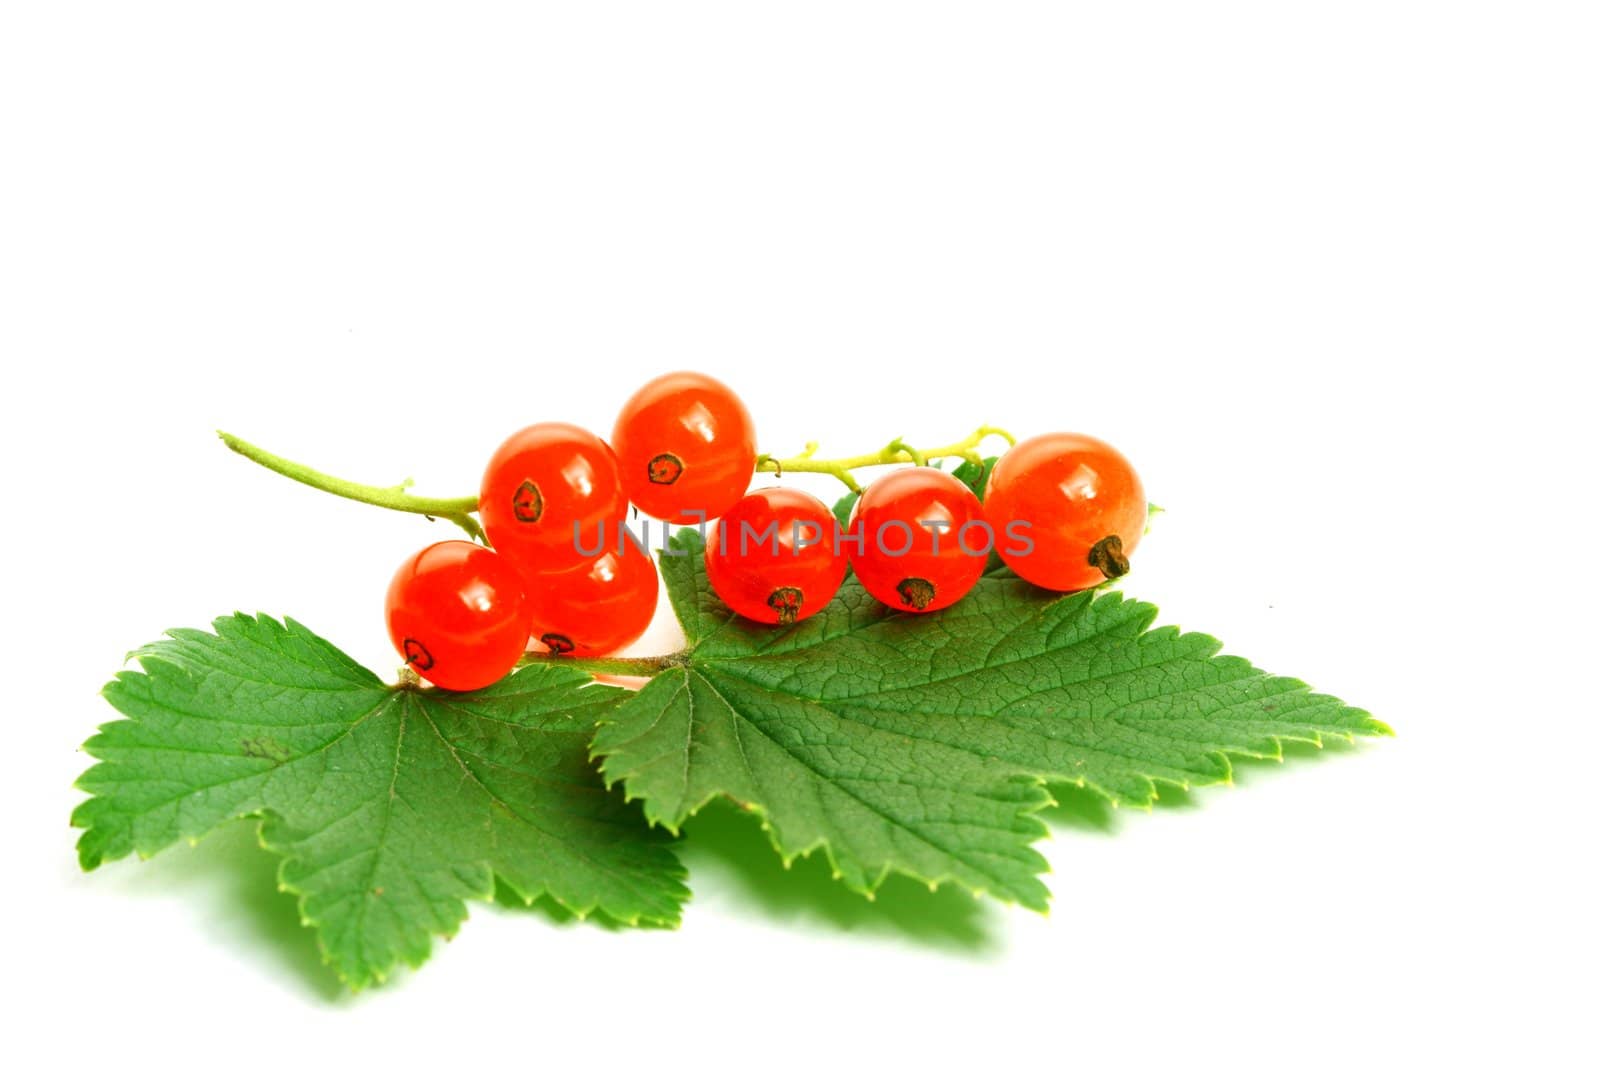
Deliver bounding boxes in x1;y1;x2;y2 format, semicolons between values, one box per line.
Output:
219;373;1147;694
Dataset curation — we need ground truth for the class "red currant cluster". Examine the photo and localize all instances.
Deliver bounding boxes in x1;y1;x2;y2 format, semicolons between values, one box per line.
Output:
707;434;1145;624
386;372;755;690
386;371;1145;692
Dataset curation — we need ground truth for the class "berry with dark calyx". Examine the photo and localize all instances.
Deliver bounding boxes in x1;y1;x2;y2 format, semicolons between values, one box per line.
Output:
480;423;628;572
705;487;847;624
983;432;1146;592
525;547;659;658
612;371;757;525
846;467;987;613
385;540;533;691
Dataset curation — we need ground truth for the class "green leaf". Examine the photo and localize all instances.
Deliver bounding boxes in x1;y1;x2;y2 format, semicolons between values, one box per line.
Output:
594;531;1388;910
830;489;857;529
74;614;687;989
947;455;998;499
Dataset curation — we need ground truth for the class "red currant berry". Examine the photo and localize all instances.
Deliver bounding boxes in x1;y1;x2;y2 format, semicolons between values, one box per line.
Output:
480;423;628;572
612;371;757;525
983;432;1146;592
705;487;847;624
846;467;988;613
385;541;532;691
525;547;659;657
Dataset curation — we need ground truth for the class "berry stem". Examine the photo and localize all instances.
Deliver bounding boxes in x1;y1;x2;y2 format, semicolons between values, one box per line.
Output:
220;423;1017;529
754;424;1015;492
218;432;486;542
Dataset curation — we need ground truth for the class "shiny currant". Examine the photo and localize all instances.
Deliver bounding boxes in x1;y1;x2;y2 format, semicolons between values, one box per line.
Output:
479;422;628;573
385;540;533;691
705;487;847;624
612;371;757;525
525;546;659;657
846;467;987;613
983;432;1146;592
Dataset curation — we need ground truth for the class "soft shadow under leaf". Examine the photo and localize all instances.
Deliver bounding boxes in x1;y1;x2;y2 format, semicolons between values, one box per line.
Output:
106;818;350;1002
676;799;1002;956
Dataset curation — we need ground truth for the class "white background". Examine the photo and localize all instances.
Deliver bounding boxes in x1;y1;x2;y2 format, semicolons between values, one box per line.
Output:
4;2;1597;1063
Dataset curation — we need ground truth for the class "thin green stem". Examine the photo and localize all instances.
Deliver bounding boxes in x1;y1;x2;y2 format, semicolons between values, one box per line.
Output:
754;424;1015;492
220;423;1016;530
518;651;685;676
218;432;486;541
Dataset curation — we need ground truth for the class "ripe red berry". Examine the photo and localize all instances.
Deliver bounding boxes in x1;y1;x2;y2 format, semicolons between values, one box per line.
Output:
525;547;659;657
846;467;988;613
612;372;757;525
480;423;628;573
705;487;847;624
385;541;532;691
983;432;1146;592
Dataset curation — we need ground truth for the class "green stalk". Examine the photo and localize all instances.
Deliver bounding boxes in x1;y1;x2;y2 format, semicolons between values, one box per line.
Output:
218;431;485;541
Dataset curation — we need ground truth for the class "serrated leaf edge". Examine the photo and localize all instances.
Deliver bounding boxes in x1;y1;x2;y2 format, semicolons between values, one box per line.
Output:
593;553;1392;911
73;613;689;992
591;692;1058;909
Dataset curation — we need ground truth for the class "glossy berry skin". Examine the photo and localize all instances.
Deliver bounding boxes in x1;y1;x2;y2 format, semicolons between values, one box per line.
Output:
525;547;659;657
612;371;757;525
385;541;533;691
983;432;1146;592
480;423;628;573
705;487;848;624
846;467;988;613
